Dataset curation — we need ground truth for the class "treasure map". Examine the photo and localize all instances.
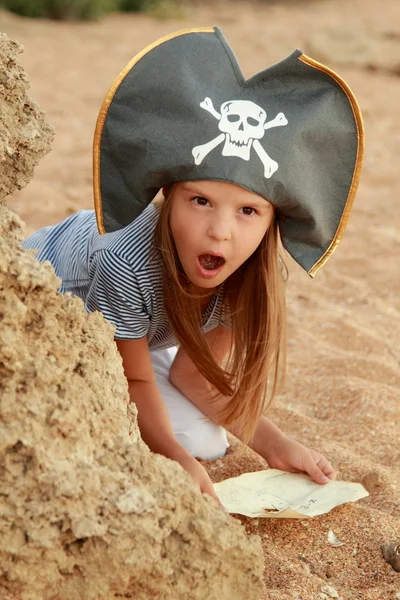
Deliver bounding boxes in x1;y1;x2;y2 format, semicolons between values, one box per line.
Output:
214;469;369;518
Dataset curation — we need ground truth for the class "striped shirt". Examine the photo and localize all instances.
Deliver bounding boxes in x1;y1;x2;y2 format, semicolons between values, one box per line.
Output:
23;204;227;350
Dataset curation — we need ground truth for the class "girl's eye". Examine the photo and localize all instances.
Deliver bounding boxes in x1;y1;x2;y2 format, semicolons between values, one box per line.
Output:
192;196;210;207
239;206;257;216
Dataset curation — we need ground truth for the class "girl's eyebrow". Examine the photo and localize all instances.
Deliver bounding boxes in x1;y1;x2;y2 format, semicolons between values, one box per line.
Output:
254;200;273;211
182;183;270;209
182;183;207;196
238;196;271;211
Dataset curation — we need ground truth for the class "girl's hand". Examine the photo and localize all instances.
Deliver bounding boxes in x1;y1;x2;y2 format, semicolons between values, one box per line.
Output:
264;434;336;485
170;446;224;507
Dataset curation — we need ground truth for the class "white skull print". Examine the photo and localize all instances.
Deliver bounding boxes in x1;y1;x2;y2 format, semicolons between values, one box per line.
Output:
192;97;288;179
218;100;267;160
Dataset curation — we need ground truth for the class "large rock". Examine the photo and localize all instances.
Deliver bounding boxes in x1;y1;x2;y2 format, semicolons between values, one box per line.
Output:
0;33;264;600
0;34;54;206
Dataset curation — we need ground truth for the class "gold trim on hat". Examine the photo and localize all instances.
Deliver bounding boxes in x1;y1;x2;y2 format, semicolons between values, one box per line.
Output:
93;27;215;234
299;55;365;278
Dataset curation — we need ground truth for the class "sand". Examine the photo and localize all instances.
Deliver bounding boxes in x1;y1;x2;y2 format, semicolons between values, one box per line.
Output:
2;0;399;598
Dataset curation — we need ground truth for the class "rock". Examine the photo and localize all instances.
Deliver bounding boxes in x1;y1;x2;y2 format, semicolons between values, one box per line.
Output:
381;542;400;572
0;34;265;600
305;27;400;76
0;34;54;205
321;584;339;598
361;471;384;492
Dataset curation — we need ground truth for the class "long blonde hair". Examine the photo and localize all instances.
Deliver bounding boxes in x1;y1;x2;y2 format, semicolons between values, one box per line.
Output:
153;186;287;445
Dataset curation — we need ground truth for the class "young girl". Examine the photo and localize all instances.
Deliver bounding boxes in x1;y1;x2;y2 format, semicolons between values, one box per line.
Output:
23;27;364;506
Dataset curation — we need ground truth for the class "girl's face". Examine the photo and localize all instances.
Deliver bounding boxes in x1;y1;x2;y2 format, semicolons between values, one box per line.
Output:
168;180;274;289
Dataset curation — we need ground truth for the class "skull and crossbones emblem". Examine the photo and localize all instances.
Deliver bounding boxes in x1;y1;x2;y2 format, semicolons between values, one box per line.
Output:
192;97;288;178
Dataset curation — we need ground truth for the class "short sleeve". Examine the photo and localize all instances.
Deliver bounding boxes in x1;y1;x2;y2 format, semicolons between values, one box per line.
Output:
85;249;150;340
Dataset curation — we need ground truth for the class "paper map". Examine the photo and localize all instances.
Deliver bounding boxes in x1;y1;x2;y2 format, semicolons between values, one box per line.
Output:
214;469;369;518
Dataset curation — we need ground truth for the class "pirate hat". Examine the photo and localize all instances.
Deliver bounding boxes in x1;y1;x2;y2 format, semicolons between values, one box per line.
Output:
93;27;364;276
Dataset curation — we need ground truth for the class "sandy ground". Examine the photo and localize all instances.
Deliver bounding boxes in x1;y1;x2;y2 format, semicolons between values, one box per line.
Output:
2;0;399;598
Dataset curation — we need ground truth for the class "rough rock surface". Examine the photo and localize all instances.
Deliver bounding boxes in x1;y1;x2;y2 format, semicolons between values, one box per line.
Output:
0;33;264;600
0;34;54;205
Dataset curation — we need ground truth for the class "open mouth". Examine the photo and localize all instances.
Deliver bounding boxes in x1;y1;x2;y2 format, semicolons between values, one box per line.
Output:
198;254;225;271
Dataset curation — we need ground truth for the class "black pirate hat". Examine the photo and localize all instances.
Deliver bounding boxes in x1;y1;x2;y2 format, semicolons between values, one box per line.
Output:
93;27;364;276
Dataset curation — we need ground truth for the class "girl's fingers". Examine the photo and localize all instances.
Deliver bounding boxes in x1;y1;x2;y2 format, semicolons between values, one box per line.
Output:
304;452;336;484
201;478;224;507
204;487;224;508
320;460;336;481
313;452;336;481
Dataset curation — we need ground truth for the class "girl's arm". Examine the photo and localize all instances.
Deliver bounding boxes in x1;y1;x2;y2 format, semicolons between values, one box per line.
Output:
115;338;222;504
116;337;178;457
168;325;233;418
169;327;336;484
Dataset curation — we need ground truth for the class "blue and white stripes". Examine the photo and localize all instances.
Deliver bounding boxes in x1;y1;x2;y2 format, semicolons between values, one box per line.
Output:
23;204;226;349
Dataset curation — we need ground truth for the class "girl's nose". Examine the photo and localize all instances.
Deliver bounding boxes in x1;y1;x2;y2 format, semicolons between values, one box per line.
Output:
207;219;232;241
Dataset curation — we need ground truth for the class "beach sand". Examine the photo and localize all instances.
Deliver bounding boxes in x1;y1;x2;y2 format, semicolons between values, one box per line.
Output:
3;0;399;597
